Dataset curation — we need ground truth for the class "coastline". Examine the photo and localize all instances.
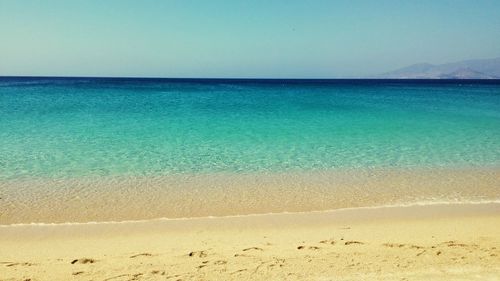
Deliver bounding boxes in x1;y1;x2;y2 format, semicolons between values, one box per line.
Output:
1;203;499;280
2;167;499;224
2;199;500;228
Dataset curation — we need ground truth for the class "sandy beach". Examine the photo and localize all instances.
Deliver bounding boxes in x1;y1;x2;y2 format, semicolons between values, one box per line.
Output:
2;1;500;280
1;203;499;281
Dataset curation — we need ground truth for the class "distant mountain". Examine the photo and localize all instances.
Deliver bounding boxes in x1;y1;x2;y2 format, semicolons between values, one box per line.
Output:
378;57;500;79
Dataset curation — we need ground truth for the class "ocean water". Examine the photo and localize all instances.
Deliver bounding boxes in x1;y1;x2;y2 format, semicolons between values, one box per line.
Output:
1;78;500;179
1;77;500;223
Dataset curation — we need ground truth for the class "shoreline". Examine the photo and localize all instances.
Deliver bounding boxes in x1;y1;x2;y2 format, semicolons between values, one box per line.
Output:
1;199;500;227
1;202;499;231
1;203;499;280
2;167;499;224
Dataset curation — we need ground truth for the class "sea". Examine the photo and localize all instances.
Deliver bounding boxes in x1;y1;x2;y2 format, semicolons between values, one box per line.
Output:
1;77;499;224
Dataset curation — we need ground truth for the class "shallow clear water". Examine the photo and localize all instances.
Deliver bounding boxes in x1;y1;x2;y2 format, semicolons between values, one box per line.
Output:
1;78;500;180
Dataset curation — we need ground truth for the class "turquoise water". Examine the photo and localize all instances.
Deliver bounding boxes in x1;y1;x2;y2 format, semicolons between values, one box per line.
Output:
1;78;500;180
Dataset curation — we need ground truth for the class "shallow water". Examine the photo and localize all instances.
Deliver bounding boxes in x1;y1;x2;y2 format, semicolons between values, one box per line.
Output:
1;168;499;224
1;78;500;178
1;78;499;223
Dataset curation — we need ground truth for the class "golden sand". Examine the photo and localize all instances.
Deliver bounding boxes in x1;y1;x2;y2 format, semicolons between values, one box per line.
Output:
1;203;499;280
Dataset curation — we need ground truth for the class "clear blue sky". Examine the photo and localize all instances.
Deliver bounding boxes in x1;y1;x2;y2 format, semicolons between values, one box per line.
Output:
1;0;499;78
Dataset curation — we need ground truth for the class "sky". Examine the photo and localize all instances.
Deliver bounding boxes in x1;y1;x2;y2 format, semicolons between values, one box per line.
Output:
1;0;500;78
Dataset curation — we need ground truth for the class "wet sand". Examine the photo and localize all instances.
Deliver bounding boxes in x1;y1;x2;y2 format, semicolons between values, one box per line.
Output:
1;203;499;280
2;167;499;224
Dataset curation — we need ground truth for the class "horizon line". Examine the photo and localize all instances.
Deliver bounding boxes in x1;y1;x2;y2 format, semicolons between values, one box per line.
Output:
2;75;500;81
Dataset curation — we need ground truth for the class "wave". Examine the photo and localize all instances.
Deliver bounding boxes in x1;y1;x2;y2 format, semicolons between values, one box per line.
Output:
2;199;499;228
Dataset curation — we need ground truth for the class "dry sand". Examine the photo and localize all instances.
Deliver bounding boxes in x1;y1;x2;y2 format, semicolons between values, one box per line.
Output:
1;203;499;281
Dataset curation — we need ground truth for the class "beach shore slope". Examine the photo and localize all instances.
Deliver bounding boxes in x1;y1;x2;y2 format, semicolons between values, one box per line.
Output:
1;203;499;280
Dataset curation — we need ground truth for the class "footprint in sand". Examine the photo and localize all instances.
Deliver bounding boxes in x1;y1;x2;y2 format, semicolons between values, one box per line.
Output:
242;247;263;252
442;241;476;248
71;258;96;264
383;243;406;248
103;273;143;281
188;251;207;258
319;239;336;245
344;241;364;245
383;243;424;250
231;269;247;275
2;262;34;267
151;270;166;275
297;246;320;250
416;250;427;256
129;253;153;258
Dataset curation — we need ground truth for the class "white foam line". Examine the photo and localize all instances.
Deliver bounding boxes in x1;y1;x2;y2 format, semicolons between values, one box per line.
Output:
1;199;500;228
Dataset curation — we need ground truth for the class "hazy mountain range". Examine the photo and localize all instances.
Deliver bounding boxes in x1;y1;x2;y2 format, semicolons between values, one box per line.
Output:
378;57;500;79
